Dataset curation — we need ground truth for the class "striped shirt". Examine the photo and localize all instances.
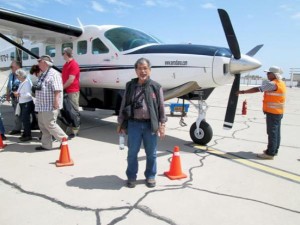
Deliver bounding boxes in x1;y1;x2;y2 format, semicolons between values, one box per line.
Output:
35;68;63;112
259;80;277;92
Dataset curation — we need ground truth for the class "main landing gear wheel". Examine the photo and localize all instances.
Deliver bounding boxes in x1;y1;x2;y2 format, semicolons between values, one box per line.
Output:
189;120;213;145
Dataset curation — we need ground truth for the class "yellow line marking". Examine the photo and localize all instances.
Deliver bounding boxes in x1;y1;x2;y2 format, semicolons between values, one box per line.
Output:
193;145;300;183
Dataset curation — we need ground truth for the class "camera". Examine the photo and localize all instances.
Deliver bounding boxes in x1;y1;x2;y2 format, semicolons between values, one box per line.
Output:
10;83;19;98
32;83;42;93
11;83;19;92
133;99;143;109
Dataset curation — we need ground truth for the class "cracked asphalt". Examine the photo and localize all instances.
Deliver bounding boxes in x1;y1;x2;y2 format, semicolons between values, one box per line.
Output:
0;83;300;225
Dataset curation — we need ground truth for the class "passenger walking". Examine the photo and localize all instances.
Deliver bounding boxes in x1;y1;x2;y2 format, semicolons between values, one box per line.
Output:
62;47;80;138
29;64;42;78
6;61;22;135
237;66;286;160
117;58;167;188
29;64;42;129
34;55;67;150
14;69;34;142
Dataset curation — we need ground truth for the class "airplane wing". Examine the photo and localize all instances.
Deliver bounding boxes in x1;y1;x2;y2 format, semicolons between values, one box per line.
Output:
0;7;82;44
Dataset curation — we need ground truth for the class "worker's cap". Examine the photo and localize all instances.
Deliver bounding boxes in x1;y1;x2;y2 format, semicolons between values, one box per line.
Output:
264;66;283;80
37;55;54;66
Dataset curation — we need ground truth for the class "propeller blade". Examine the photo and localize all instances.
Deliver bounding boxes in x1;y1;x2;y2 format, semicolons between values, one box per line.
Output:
223;74;240;129
218;9;241;59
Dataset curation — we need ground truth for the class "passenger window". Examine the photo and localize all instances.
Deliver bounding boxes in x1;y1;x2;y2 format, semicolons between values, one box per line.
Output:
92;38;108;54
10;52;15;61
77;40;87;55
62;43;73;54
31;47;39;59
22;52;29;60
46;45;56;57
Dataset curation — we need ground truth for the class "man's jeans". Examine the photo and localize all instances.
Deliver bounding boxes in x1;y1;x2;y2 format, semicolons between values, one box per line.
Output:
126;120;157;180
266;113;283;156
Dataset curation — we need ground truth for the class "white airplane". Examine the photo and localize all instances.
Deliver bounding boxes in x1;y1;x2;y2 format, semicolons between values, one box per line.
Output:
0;7;262;145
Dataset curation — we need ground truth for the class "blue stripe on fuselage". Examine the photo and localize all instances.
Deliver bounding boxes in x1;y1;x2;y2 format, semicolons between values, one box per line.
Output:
125;44;232;57
19;65;206;73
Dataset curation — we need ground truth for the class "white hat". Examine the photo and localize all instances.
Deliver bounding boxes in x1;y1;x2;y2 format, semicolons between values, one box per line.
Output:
264;66;283;80
37;55;54;66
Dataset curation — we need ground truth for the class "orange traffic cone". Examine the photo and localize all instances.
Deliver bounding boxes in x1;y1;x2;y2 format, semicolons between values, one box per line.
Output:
164;146;187;180
0;133;7;150
55;137;74;167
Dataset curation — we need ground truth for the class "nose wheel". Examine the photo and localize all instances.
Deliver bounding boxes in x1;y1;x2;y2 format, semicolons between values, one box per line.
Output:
189;100;213;145
189;120;213;145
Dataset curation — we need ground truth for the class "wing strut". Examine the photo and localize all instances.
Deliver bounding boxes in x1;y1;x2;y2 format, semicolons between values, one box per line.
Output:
0;32;61;72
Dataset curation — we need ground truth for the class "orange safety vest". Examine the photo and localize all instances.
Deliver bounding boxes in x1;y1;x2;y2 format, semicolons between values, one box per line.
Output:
263;79;286;114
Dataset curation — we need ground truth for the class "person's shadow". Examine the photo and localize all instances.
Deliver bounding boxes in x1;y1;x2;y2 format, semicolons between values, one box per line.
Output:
226;151;260;160
66;175;125;190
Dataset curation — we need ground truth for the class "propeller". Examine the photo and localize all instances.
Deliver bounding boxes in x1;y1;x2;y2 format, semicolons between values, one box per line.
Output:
218;9;241;129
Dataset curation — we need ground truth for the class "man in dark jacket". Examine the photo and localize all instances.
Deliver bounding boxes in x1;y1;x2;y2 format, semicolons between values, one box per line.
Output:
117;58;167;188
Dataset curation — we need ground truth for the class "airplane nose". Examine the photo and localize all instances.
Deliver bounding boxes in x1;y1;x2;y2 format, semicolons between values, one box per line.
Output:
229;54;262;74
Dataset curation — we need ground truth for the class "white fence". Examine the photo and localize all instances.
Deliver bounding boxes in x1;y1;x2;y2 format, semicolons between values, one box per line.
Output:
240;77;298;87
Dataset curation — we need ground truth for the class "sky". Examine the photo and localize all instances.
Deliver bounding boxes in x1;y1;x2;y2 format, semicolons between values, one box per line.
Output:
0;0;299;78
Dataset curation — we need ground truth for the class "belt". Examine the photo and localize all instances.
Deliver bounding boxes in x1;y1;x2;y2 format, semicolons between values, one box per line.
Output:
131;118;151;122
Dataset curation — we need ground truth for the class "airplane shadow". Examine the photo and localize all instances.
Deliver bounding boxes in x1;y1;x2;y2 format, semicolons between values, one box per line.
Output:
1;105;196;155
2;104;261;162
76;109;196;155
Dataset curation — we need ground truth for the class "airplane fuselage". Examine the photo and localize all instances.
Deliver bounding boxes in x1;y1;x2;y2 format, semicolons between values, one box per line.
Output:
0;25;260;93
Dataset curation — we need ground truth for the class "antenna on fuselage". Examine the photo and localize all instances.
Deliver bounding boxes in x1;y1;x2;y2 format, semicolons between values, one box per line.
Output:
77;18;84;31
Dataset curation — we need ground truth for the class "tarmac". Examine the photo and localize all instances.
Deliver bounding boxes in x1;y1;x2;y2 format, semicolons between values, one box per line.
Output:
0;81;300;225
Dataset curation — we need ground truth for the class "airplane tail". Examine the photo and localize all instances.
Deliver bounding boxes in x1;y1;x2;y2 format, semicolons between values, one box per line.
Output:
246;44;264;57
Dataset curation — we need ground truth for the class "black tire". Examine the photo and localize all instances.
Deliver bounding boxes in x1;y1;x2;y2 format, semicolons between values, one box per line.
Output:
189;121;213;145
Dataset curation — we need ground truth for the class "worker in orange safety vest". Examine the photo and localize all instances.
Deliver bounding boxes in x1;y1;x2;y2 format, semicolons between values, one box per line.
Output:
236;66;286;160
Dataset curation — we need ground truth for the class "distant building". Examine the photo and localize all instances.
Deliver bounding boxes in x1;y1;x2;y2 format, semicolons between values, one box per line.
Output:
290;68;300;87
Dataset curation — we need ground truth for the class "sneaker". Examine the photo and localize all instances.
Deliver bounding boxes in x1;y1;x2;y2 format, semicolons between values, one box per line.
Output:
19;136;32;142
263;150;278;156
1;134;7;140
145;178;156;188
257;153;274;160
9;130;21;135
126;179;136;188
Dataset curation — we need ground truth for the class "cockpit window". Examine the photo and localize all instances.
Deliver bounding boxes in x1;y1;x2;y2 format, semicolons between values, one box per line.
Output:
105;27;161;52
215;48;232;58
